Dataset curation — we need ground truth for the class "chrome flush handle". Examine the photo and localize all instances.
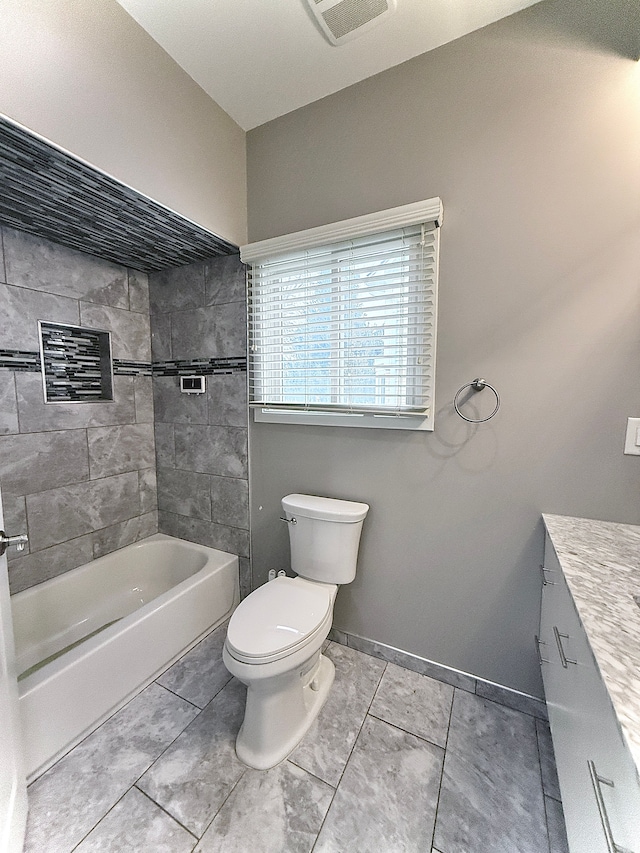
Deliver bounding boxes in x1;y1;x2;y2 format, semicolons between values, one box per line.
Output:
279;516;297;525
0;530;28;557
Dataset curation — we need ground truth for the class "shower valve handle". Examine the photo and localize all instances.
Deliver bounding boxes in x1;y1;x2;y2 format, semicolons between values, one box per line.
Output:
0;530;28;557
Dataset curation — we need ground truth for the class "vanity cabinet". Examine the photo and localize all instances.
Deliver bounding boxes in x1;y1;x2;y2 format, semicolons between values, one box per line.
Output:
539;533;640;853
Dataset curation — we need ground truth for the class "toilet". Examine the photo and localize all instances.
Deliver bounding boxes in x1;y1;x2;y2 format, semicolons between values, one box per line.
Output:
223;493;369;770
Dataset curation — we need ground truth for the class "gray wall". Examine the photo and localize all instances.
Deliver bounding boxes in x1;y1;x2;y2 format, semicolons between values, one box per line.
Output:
149;255;251;598
0;227;157;594
246;0;640;696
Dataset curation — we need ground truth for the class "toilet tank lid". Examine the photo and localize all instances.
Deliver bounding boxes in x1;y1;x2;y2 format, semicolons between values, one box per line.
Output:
282;494;369;523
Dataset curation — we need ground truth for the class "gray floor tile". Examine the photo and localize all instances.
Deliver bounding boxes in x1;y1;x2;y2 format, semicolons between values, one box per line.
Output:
157;621;232;708
545;796;570;853
18;635;567;853
288;643;386;787
433;690;548;853
369;662;454;747
137;678;247;837
535;718;562;801
24;683;199;853
314;715;444;853
195;760;333;853
74;787;196;853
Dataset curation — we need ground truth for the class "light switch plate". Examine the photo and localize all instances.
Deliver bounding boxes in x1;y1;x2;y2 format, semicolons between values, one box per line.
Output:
623;417;640;455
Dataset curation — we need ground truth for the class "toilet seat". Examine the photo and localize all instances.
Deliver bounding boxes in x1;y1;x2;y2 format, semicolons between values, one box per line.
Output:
226;576;334;665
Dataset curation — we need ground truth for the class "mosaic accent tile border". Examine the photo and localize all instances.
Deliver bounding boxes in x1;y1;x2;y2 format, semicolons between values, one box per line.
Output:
0;116;237;272
0;349;39;371
0;350;246;378
153;357;247;377
113;360;153;377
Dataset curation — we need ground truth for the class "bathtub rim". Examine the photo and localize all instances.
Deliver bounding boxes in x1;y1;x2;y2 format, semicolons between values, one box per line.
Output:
12;531;219;613
14;532;235;694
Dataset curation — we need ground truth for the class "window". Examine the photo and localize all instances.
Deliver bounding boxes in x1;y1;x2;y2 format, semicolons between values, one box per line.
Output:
241;198;442;430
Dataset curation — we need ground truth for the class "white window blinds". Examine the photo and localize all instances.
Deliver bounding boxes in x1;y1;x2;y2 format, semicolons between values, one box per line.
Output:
241;198;441;429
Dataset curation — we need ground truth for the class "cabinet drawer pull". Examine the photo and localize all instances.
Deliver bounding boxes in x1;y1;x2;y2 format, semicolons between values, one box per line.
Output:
553;626;577;668
587;760;635;853
539;565;557;586
534;635;550;664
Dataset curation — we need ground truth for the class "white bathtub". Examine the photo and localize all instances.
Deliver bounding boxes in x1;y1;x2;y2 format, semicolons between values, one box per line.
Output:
10;533;239;781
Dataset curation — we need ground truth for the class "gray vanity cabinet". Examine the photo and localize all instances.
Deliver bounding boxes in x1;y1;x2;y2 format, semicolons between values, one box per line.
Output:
539;533;640;852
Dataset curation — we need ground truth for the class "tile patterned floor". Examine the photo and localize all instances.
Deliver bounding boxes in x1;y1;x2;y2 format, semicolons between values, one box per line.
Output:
23;624;570;853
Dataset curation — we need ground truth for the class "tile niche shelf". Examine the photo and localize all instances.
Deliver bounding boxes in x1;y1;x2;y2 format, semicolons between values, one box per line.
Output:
38;321;114;404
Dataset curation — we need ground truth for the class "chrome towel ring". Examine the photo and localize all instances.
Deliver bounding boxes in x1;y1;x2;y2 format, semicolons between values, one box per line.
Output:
453;378;500;423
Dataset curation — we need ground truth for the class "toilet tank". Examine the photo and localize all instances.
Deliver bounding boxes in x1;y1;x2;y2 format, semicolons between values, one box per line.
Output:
281;494;369;584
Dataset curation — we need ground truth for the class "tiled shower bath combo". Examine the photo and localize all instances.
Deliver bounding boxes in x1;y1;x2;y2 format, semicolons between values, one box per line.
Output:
0;226;250;598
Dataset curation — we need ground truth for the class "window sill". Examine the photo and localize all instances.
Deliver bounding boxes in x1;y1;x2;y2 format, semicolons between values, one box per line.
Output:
252;408;434;431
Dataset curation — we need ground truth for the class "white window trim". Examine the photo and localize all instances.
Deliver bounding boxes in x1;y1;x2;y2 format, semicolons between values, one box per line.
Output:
240;197;443;263
241;197;442;431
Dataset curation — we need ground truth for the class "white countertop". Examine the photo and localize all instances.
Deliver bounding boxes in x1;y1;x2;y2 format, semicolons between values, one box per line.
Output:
543;514;640;773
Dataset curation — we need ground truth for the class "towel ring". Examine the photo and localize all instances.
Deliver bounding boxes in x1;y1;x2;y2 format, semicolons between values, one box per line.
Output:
453;378;500;423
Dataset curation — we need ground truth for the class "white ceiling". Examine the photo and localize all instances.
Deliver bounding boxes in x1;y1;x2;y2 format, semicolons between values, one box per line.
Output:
116;0;542;131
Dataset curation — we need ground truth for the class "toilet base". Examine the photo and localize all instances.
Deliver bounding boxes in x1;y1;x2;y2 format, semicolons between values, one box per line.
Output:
235;652;335;770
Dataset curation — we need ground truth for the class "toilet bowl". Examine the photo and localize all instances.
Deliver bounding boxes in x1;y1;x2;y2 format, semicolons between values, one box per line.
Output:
222;576;337;769
223;493;369;770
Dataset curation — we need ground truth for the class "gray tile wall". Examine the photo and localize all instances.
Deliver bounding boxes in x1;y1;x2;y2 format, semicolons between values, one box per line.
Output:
0;226;158;593
149;255;251;598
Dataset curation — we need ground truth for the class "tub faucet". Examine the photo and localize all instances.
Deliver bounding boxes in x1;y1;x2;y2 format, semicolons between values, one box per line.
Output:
0;530;29;557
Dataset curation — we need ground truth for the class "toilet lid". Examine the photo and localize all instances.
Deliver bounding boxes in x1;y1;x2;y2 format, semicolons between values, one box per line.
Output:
226;577;334;660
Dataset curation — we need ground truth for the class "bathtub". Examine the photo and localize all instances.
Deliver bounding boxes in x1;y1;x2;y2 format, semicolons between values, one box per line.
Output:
10;533;239;781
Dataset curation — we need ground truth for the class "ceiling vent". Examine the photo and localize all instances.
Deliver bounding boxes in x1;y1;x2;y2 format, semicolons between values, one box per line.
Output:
307;0;397;46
